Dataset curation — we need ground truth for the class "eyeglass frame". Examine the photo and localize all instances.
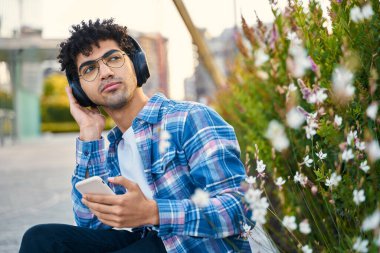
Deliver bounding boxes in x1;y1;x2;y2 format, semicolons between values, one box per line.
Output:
77;49;127;82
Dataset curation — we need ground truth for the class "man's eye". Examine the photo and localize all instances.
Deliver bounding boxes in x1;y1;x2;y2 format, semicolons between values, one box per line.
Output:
83;65;96;75
108;55;122;62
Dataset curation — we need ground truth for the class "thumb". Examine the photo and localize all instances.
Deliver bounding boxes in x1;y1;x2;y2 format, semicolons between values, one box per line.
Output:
109;176;138;191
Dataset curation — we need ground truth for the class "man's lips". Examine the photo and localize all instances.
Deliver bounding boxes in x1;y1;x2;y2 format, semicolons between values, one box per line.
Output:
101;82;120;92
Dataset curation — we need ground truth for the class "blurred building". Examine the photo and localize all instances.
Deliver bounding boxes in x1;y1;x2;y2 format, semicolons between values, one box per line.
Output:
133;32;169;97
184;27;238;104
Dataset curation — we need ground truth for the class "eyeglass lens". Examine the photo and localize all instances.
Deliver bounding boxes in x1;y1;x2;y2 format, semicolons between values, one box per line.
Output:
80;51;125;81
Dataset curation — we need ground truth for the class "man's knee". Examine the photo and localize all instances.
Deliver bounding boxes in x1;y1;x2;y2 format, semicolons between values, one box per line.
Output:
20;224;68;253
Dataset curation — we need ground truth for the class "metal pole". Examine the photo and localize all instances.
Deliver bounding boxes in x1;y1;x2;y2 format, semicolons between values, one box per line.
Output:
172;0;226;88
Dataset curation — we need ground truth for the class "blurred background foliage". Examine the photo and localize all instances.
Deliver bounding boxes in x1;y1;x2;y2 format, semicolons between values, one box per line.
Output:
40;74;114;133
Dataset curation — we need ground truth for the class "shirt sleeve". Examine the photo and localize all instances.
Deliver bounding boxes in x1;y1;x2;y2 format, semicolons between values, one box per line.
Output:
71;137;111;230
156;105;248;238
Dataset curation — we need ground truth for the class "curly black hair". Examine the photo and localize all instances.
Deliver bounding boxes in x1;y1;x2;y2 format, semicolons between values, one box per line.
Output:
57;18;136;81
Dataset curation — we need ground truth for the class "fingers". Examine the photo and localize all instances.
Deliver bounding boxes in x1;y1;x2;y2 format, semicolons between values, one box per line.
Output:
84;194;120;205
88;208;122;227
65;86;76;104
97;217;122;228
82;198;117;215
108;176;138;191
89;106;100;114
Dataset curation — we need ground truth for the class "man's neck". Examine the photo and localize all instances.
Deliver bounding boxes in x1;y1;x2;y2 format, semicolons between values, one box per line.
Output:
104;89;149;133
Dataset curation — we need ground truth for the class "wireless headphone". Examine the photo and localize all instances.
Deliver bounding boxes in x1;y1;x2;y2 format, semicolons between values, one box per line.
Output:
66;35;150;107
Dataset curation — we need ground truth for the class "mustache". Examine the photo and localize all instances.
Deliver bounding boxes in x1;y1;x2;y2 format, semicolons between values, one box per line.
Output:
98;78;123;92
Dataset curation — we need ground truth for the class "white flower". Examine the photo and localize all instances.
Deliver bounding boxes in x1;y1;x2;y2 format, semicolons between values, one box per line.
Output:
361;4;374;20
159;130;171;154
299;219;311;234
256;160;266;173
304;125;317;139
334;115;342;126
361;209;380;231
245;176;256;185
254;48;269;67
265;120;289;152
252;207;267;225
366;140;380;162
286;108;305;129
355;141;366;151
257;70;269;80
303;155;313;167
322;19;333;35
294;171;302;182
353;189;365;205
289;43;312;78
350;6;364;23
347;130;357;146
314;89;328;104
243;224;251;233
288;83;298;92
253;197;270;210
366;102;378;120
307;94;317;104
353;237;369;253
317;150;327;160
275;177;286;187
160;129;171;141
245;188;262;204
248;191;269;225
342;149;354;162
359;160;370;173
332;66;355;99
325;172;342;188
307;111;318;124
302;245;313;253
286;31;302;44
191;189;210;208
242;224;252;237
159;141;170;154
303;112;318;139
282;215;297;231
294;171;308;187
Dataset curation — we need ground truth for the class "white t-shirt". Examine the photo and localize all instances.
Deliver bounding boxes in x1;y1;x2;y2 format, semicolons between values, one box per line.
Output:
117;127;153;199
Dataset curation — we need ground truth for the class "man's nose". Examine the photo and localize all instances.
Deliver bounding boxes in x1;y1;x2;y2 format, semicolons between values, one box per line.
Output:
98;60;114;80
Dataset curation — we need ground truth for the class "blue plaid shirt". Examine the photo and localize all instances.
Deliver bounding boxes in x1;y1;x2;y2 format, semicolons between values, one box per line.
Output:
72;93;250;252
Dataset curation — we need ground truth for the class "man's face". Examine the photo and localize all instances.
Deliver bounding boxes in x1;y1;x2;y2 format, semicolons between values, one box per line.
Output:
76;39;137;109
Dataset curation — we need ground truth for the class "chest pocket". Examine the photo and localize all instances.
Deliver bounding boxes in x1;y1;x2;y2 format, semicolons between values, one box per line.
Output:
151;148;177;175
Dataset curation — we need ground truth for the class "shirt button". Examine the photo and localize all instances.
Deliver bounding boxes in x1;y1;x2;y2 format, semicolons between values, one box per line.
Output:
84;151;89;156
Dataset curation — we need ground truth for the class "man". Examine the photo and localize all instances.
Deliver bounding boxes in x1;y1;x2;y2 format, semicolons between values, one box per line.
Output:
20;19;250;253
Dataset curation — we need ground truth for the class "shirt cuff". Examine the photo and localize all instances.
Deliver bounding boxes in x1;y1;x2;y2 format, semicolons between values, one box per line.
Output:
155;198;187;237
75;137;106;176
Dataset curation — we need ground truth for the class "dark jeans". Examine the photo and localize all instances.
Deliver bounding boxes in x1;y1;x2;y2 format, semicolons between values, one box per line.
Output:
19;224;167;253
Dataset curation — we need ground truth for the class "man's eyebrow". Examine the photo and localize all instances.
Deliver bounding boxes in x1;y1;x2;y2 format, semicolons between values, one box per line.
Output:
78;49;120;72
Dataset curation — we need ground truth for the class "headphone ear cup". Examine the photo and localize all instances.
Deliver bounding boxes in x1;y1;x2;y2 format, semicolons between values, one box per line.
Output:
132;52;150;87
69;81;96;107
66;72;96;107
128;36;150;87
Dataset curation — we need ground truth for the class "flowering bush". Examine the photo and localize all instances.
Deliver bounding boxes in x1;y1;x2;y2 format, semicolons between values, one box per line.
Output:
213;0;380;252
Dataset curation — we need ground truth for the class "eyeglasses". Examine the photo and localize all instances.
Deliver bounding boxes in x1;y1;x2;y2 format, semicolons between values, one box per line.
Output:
78;49;126;82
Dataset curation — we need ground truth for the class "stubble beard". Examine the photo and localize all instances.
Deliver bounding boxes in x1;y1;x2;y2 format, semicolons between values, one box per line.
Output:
102;89;131;110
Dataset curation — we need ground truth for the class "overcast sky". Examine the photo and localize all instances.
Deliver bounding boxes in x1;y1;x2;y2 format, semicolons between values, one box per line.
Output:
1;0;279;99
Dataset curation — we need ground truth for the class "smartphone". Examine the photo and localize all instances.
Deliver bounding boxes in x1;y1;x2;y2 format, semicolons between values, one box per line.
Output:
75;176;115;195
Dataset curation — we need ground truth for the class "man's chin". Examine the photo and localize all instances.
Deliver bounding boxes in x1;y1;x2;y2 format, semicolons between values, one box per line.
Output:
101;97;129;110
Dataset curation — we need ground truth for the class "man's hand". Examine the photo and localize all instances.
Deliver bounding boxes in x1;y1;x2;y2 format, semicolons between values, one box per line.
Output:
81;176;159;228
65;86;105;141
